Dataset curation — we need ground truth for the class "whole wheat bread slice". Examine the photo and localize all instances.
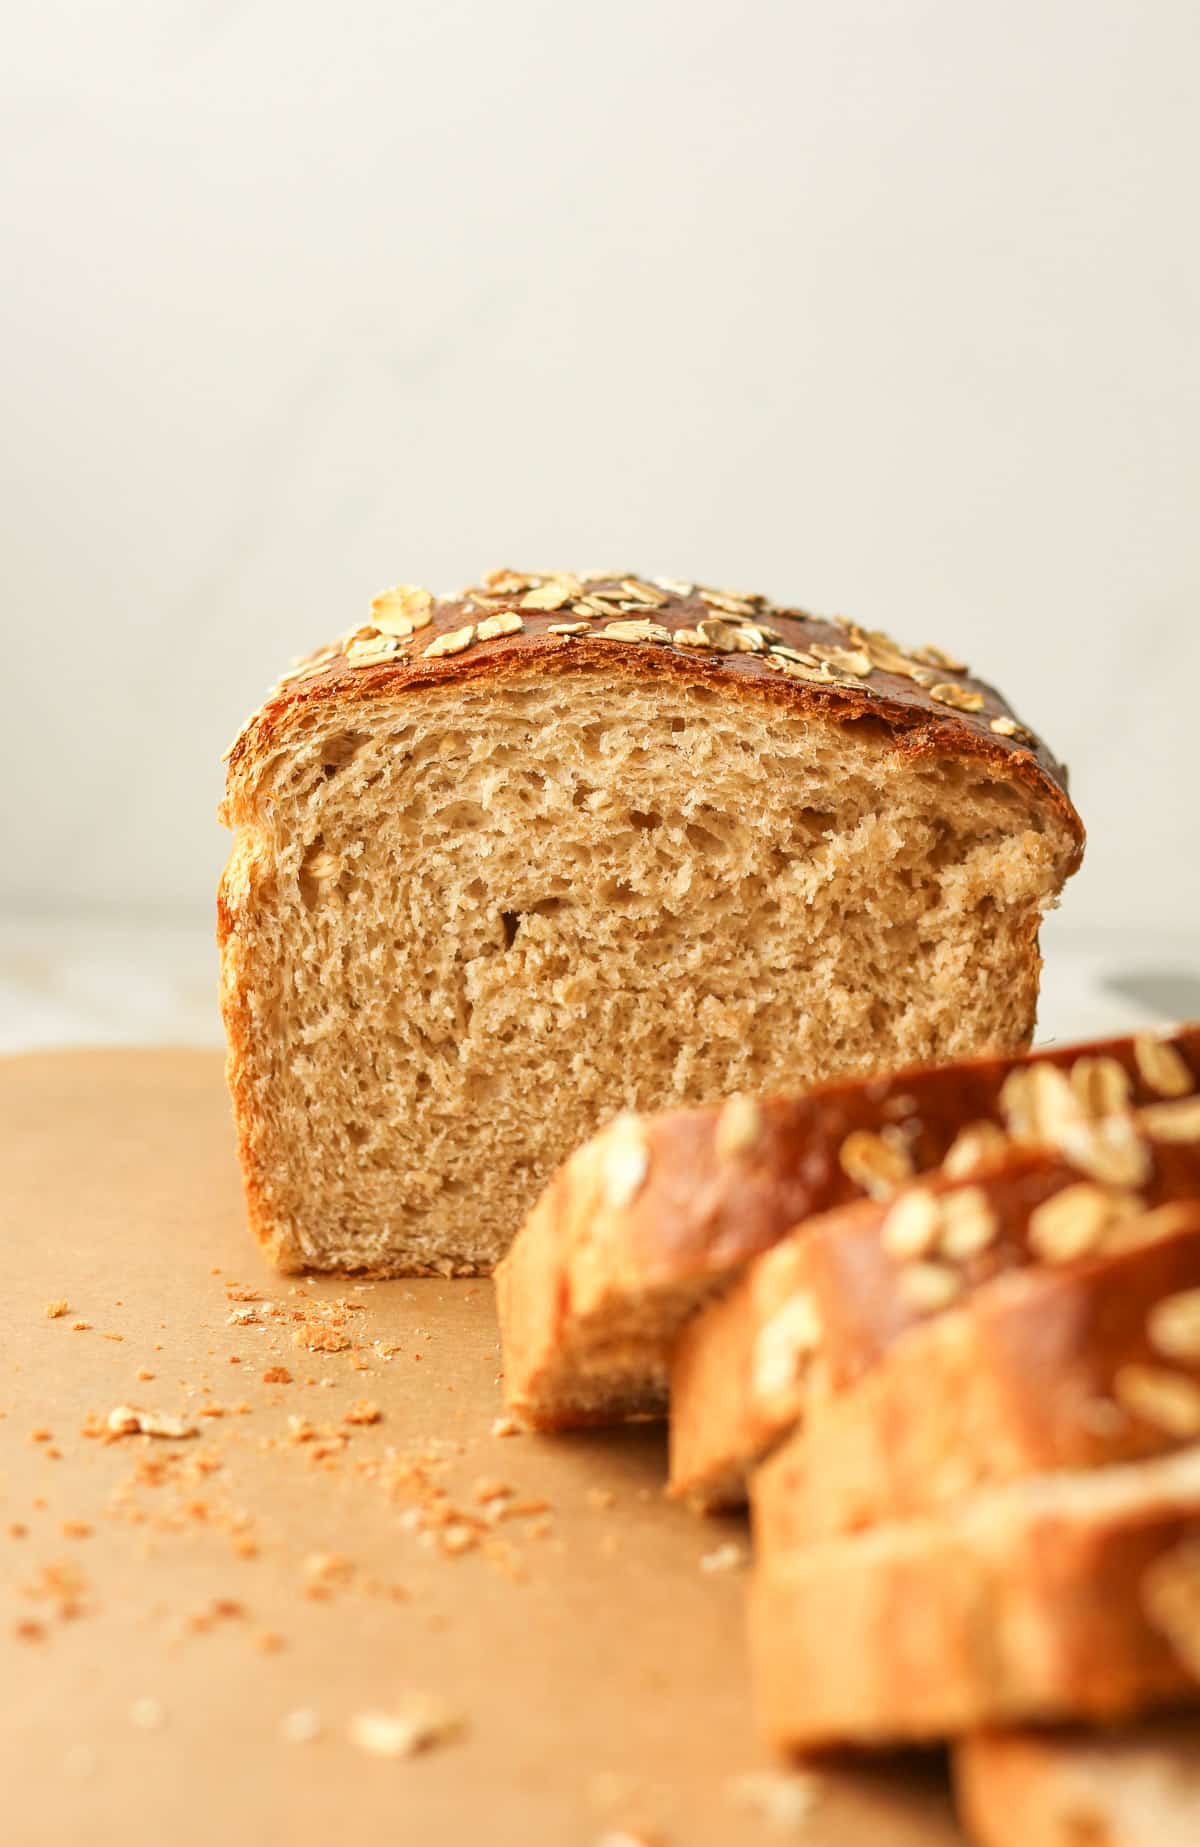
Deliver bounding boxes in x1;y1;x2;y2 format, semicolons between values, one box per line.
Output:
749;1208;1200;1547
748;1445;1200;1749
954;1720;1200;1847
498;1029;1200;1429
669;1073;1200;1507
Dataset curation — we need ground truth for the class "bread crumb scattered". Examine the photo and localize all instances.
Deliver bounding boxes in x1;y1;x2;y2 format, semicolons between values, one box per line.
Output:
61;1521;93;1539
135;1368;155;1382
255;1631;285;1654
281;1708;321;1744
347;1695;464;1758
262;1366;292;1385
71;1321;92;1331
699;1542;747;1574
15;1619;47;1643
343;1400;382;1426
490;1415;519;1438
45;1300;69;1319
726;1768;821;1831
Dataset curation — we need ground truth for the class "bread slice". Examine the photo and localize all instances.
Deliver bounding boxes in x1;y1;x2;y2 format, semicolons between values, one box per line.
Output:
750;1208;1200;1548
670;1073;1200;1506
954;1720;1200;1847
220;569;1081;1275
748;1445;1200;1749
499;1030;1199;1430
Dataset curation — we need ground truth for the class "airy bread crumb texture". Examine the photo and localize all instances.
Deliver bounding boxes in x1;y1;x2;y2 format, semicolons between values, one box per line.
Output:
221;666;1075;1273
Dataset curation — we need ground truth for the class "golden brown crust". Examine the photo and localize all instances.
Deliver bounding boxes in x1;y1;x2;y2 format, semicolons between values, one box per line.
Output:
499;1029;1200;1429
664;1029;1200;1501
749;1452;1200;1748
668;1233;816;1510
752;1214;1200;1550
221;569;1085;860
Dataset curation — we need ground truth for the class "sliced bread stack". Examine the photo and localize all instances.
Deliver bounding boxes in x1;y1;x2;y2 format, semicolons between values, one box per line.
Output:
733;1052;1200;1834
497;1025;1200;1840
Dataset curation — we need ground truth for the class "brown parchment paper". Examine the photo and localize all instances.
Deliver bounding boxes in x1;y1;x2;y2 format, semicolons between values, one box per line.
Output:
0;1050;961;1846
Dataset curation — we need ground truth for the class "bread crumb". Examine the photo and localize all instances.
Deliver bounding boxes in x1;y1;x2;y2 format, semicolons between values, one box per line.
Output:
699;1542;747;1574
726;1768;820;1830
347;1695;464;1758
303;1552;355;1595
30;1428;52;1443
71;1321;92;1332
129;1697;166;1730
61;1521;93;1539
262;1366;292;1385
281;1708;321;1744
343;1400;382;1425
107;1406;198;1440
293;1322;351;1354
15;1619;47;1643
490;1415;519;1438
45;1300;69;1319
135;1368;155;1382
9;1523;28;1538
256;1631;285;1654
102;1332;124;1343
473;1478;511;1504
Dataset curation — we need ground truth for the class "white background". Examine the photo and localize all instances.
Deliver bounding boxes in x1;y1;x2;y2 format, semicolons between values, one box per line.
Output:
2;0;1198;1041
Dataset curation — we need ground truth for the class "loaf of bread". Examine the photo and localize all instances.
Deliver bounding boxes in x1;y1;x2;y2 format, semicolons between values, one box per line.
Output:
751;1205;1200;1548
497;1028;1196;1430
219;570;1081;1274
749;1444;1200;1748
954;1720;1200;1847
670;1035;1200;1506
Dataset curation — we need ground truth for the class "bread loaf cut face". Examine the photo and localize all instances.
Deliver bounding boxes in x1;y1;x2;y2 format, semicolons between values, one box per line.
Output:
219;571;1083;1274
